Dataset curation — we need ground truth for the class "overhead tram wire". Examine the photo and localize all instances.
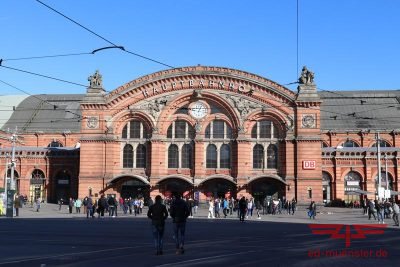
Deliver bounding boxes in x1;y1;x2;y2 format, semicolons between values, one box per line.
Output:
0;65;87;88
2;46;125;62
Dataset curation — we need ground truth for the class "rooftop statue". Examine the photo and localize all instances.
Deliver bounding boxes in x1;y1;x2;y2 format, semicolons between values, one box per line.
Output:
298;66;314;85
88;70;103;88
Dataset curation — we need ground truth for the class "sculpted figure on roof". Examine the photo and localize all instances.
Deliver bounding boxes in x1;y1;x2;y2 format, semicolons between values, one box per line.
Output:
298;66;314;85
88;70;103;88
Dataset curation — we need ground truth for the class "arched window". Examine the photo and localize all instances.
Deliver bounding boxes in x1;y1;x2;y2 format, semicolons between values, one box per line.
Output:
32;169;45;179
130;121;142;138
48;140;63;147
168;144;179;168
136;144;146;168
220;144;231;168
204;120;232;139
123;144;133;168
6;169;19;179
166;120;194;139
181;144;192;168
342;140;359;147
375;172;393;190
206;144;217;168
267;144;278;169
372;140;391;147
251;120;278;139
121;120;149;139
253;144;264;169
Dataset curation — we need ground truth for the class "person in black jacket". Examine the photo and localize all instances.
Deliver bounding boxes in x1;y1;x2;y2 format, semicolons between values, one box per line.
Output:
170;194;190;255
147;195;169;255
239;196;247;222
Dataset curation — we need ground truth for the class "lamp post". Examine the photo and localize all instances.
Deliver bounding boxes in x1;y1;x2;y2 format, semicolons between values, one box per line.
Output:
376;133;382;200
384;154;389;200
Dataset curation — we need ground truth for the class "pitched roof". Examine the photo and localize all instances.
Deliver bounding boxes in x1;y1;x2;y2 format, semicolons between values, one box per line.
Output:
1;94;85;133
319;90;400;131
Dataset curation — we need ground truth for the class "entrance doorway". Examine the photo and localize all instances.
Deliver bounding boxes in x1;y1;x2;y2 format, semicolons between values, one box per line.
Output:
120;179;150;200
158;178;193;198
249;177;285;204
201;179;236;199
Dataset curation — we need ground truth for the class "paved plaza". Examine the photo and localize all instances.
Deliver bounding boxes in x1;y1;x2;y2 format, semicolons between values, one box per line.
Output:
0;204;399;266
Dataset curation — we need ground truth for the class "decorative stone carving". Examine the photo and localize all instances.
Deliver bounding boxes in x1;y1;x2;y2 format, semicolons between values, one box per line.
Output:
140;94;176;120
194;122;202;133
225;94;261;119
88;70;103;88
286;115;294;130
298;66;314;85
301;114;316;128
86;116;99;129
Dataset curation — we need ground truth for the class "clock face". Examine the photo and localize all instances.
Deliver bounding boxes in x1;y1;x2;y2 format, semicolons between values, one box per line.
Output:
190;102;208;119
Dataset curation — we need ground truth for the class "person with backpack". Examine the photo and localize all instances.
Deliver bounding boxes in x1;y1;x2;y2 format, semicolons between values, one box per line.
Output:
170;194;190;255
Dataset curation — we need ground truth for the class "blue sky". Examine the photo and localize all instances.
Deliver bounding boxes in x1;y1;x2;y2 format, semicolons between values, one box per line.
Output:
0;0;399;96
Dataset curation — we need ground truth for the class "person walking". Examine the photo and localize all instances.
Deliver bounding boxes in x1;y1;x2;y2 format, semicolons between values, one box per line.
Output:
392;202;399;226
208;198;215;219
14;194;21;217
98;195;106;217
58;198;63;211
170;194;190;255
75;198;82;213
86;197;94;218
375;200;384;224
239;196;247;222
147;195;169;255
68;198;74;214
368;199;376;220
108;196;116;217
291;198;296;215
36;197;41;212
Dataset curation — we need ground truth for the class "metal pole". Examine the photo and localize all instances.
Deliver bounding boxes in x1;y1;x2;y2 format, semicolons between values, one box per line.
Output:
10;134;17;191
3;154;8;209
385;154;389;198
376;133;382;200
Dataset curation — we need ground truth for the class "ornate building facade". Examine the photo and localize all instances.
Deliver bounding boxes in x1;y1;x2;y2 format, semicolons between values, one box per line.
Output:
1;66;400;204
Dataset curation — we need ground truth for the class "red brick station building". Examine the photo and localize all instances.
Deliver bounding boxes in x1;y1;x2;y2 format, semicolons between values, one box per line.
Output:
1;66;400;204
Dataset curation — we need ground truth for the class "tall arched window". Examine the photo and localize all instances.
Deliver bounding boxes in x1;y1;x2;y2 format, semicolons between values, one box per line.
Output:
168;144;179;168
121;120;149;139
206;144;217;168
121;120;149;169
181;144;192;168
204;120;232;139
375;172;393;190
251;120;278;139
220;144;231;168
267;144;278;169
253;144;264;169
136;144;146;168
167;120;194;139
123;144;133;168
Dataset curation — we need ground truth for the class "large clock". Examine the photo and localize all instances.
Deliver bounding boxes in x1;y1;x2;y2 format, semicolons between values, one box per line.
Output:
190;102;208;119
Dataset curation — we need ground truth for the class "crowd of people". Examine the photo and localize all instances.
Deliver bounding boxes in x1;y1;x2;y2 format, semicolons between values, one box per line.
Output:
363;198;399;226
59;195;148;219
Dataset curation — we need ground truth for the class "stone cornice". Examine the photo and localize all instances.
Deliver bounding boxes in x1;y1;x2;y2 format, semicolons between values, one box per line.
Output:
295;135;322;142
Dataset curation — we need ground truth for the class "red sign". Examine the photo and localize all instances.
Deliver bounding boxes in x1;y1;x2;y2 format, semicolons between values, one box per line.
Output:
309;224;387;247
303;160;316;169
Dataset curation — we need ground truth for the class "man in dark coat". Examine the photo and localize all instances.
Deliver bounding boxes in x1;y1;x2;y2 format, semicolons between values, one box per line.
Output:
170;194;190;254
147;195;169;255
239;196;247;222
